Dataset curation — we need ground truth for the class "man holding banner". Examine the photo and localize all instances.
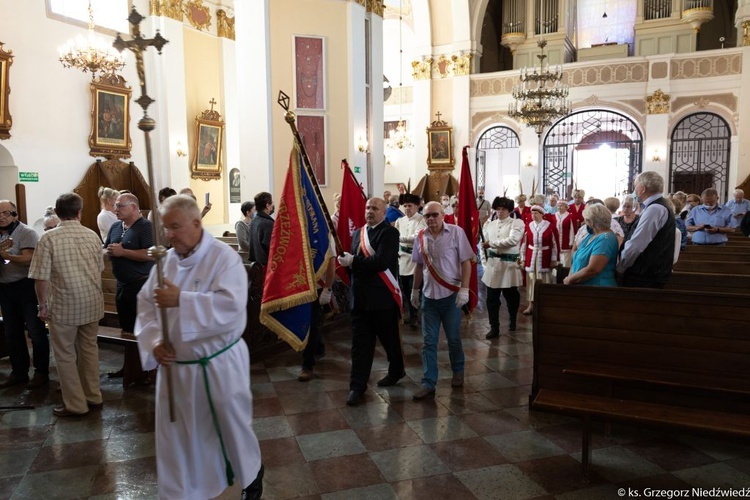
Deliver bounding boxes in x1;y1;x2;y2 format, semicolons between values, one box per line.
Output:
337;197;405;407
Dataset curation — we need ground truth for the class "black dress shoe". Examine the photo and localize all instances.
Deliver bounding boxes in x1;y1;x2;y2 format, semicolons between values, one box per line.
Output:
377;372;406;387
509;322;517;331
0;373;29;388
241;463;264;500
485;327;500;339
107;369;124;379
346;390;365;406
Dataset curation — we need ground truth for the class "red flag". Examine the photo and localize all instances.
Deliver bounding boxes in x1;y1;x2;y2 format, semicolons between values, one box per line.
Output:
456;146;479;313
337;160;366;248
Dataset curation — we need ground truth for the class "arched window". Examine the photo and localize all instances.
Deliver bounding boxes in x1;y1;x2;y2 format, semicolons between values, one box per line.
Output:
48;0;130;33
669;112;731;201
543;109;642;199
475;126;521;201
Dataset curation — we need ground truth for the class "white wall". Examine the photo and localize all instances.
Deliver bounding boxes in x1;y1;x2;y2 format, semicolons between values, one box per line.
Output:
0;0;149;221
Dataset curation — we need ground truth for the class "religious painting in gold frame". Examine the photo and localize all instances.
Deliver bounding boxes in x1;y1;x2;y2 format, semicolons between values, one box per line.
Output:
191;102;225;180
426;116;454;169
0;42;13;140
89;74;132;159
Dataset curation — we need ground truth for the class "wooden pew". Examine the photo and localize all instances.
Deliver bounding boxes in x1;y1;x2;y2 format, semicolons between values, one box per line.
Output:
683;245;748;255
530;283;750;477
673;259;750;274
677;251;750;263
666;271;750;294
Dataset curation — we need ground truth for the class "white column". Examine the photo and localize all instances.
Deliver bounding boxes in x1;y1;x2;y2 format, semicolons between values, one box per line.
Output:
452;74;471;172
413;78;431;181
644;113;670;185
348;3;368;193
220;37;239;219
733;50;750;188
143;14;189;193
234;0;274;201
369;12;385;197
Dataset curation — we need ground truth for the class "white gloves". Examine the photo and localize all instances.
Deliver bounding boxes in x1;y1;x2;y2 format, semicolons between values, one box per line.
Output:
319;288;332;305
337;252;354;267
456;287;470;308
411;289;421;310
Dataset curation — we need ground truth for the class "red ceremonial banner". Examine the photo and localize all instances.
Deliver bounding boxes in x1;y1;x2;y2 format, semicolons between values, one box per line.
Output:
457;145;479;313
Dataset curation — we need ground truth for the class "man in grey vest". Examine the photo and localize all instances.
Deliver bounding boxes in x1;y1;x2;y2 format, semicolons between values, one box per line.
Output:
616;171;675;288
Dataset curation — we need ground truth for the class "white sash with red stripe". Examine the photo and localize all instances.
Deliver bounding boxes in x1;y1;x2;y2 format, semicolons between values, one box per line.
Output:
360;227;403;313
418;229;460;293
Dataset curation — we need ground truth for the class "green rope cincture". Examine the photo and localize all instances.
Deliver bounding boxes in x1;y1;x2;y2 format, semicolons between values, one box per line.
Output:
176;336;242;486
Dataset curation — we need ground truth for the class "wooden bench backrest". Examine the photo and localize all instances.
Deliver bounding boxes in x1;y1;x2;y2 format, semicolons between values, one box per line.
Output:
532;283;750;413
665;271;750;294
673;259;750;274
683;245;749;255
677;252;750;263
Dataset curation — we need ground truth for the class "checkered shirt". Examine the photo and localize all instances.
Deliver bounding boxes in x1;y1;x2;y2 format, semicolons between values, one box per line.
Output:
29;220;104;325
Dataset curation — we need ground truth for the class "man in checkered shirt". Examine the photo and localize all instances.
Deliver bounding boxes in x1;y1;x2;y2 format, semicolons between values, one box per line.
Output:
29;193;105;417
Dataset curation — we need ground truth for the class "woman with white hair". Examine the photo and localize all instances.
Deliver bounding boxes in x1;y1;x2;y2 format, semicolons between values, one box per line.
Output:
564;204;618;286
97;186;119;240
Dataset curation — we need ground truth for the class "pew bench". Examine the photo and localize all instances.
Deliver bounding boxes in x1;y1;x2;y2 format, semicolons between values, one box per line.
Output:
673;259;750;274
665;271;750;294
96;326;151;387
530;283;750;477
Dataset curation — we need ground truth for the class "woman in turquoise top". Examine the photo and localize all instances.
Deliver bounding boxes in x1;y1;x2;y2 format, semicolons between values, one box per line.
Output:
564;204;619;287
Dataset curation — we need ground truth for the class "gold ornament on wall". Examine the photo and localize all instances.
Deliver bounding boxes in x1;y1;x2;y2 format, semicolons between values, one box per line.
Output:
150;0;184;21
366;0;385;17
217;9;235;40
184;0;211;31
452;53;472;76
411;57;432;80
646;89;670;114
0;42;13;140
743;20;750;46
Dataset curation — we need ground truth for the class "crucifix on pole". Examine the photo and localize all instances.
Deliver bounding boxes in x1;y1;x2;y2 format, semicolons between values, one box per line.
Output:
113;7;176;422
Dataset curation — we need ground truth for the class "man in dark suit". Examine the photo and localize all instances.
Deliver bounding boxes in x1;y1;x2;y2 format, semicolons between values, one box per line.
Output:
337;197;405;406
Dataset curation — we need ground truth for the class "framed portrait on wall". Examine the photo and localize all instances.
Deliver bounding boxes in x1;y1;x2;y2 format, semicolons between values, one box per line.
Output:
384;120;403;140
426;115;455;170
191;101;225;180
294;35;325;111
89;74;132;158
297;114;327;186
0;43;14;140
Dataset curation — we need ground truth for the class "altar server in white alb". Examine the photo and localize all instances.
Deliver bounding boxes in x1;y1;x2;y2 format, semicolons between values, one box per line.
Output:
394;192;427;329
481;196;525;339
135;195;263;500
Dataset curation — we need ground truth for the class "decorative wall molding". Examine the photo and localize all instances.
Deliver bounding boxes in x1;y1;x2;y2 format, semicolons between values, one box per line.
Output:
411;57;432;80
646;89;670;114
184;0;211;31
743;20;750;46
471;61;649;97
150;0;184;21
470;112;521;141
217;9;235;40
366;0;385;17
671;93;738;114
668;105;738;137
669;54;741;79
412;51;474;81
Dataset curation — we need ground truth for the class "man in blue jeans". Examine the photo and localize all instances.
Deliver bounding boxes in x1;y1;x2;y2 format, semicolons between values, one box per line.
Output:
410;201;474;400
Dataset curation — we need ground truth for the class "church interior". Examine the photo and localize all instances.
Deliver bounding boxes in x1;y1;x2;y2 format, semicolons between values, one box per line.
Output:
2;0;750;498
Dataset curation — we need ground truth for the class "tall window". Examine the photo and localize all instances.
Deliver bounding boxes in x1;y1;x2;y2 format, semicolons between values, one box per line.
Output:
48;0;130;33
577;0;636;49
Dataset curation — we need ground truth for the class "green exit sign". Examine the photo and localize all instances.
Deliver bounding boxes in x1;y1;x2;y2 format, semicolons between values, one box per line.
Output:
19;172;39;183
354;166;361;173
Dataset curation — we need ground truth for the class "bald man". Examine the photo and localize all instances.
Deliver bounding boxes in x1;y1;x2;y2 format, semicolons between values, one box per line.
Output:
338;197;405;406
104;193;154;381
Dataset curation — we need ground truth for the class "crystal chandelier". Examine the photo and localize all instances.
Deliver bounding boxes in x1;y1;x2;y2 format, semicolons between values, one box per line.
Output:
386;120;413;149
386;1;413;150
58;1;125;78
508;39;570;136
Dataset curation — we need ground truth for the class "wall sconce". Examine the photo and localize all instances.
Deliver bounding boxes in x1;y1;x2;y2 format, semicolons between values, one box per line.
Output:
176;141;187;158
651;149;662;162
524;155;534;168
357;135;369;154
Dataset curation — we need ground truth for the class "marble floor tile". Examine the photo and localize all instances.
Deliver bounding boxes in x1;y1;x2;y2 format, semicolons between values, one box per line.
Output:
455;464;548;500
369;445;450;482
436;392;501;415
460;410;530;436
252;396;285;418
258;436;306;467
515;454;606;495
287;408;349;436
623;436;719;471
339;402;404;429
672;462;750;488
428;436;509;471
278;391;338;415
29;439;106;473
575;445;667;483
263;462;320;499
296;429;367;461
321;482;398;500
391;473;476;500
485;430;567;462
252;415;294;441
0;448;37;478
354;422;425;452
105;432;155;462
13;464;101;498
406;415;479;444
308;453;386;493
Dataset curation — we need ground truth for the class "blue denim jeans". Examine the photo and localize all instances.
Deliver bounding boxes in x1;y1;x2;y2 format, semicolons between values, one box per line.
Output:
420;293;464;389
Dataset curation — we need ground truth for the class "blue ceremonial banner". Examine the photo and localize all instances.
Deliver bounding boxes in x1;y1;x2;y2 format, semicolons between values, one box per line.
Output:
260;144;333;351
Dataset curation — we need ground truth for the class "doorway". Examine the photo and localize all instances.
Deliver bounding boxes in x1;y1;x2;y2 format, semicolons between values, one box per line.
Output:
475;126;521;202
